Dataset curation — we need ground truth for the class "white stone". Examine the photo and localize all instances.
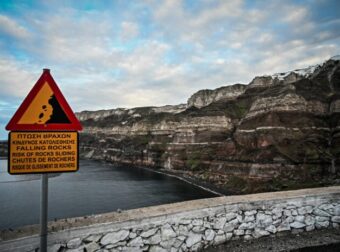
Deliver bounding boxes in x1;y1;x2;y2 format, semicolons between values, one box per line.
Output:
265;225;277;233
253;229;270;238
238;222;255;230
204;229;216;241
244;235;253;240
229;218;239;226
306;225;315;232
112;241;127;247
128;236;143;247
223;223;235;232
290;221;305;229
233;229;244;236
160;239;175;249
245;210;257;216
319;204;333;211
283;210;291;216
161;225;177;241
277;221;291;232
286;216;294;223
191;242;203;251
146;233;161;245
213;217;227;230
331;216;340;223
100;230;130;245
84;234;102;243
149;245;167;252
179;219;191;225
297;206;313;215
67;238;82;249
192;226;205;233
315;216;329;222
177;225;189;236
173;238;184;248
237;214;243;223
244;215;255;222
304;215;315;226
178;236;186;241
334;206;340;216
295;216;305;223
170;248;177;252
104;244;115;249
181;242;187;251
185;232;202;248
315;221;329;229
141;228;158;238
333;223;340;229
272;208;283;217
313;208;331;217
84;242;101;252
217;230;224;235
213;234;226;245
291;210;298;216
256;213;272;227
225;212;237;221
226;233;233;240
192;219;203;226
129;232;137;239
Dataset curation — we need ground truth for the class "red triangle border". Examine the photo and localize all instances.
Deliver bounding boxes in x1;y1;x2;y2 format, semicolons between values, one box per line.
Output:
6;69;82;131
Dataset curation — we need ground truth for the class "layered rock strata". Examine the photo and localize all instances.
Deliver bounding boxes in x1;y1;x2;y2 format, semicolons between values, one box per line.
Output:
78;57;340;193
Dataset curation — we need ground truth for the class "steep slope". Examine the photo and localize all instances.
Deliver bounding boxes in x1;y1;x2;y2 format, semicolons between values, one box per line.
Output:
77;57;340;194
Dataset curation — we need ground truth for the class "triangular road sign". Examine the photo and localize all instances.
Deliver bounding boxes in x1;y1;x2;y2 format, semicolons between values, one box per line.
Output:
6;69;82;131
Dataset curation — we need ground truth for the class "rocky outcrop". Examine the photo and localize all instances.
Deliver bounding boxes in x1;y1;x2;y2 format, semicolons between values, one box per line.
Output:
77;56;340;194
187;84;246;108
0;141;7;157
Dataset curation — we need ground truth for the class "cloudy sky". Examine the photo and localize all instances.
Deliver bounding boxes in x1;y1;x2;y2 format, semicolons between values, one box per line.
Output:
0;0;340;139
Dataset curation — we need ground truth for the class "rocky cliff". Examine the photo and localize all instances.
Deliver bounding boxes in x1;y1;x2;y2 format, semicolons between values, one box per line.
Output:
77;56;340;194
0;141;7;157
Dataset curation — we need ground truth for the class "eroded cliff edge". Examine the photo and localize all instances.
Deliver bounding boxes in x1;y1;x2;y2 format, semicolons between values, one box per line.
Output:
77;56;340;194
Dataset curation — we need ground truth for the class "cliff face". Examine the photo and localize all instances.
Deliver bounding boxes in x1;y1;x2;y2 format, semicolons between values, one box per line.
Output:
0;141;7;157
77;57;340;194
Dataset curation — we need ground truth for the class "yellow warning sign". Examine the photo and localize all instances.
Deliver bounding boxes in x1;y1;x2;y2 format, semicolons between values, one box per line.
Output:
8;132;78;174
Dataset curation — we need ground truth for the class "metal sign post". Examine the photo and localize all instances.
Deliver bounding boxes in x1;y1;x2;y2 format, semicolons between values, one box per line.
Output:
40;174;48;252
5;69;82;252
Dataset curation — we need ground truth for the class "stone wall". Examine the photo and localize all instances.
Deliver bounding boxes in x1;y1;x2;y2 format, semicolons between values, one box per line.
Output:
1;186;340;252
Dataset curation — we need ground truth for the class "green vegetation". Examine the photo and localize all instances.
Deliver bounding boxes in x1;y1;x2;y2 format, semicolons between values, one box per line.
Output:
186;151;202;171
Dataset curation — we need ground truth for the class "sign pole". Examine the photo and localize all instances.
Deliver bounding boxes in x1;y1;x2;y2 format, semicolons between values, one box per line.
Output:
40;174;48;252
5;69;82;251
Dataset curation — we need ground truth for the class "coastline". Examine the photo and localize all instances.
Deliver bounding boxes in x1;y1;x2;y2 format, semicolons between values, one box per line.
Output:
86;157;229;197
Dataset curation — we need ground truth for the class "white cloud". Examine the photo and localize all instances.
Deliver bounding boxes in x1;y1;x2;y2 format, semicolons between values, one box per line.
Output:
0;0;339;117
0;57;37;98
281;6;309;24
0;15;30;39
121;21;139;40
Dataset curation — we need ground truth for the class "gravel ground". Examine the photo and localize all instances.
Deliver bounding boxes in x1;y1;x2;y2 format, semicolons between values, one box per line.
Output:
204;228;340;252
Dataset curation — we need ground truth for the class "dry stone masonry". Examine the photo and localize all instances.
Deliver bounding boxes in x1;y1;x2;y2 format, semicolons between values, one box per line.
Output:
56;202;340;252
0;186;340;252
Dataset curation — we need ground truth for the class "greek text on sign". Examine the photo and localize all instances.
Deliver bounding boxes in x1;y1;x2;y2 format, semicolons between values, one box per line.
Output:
9;132;78;174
